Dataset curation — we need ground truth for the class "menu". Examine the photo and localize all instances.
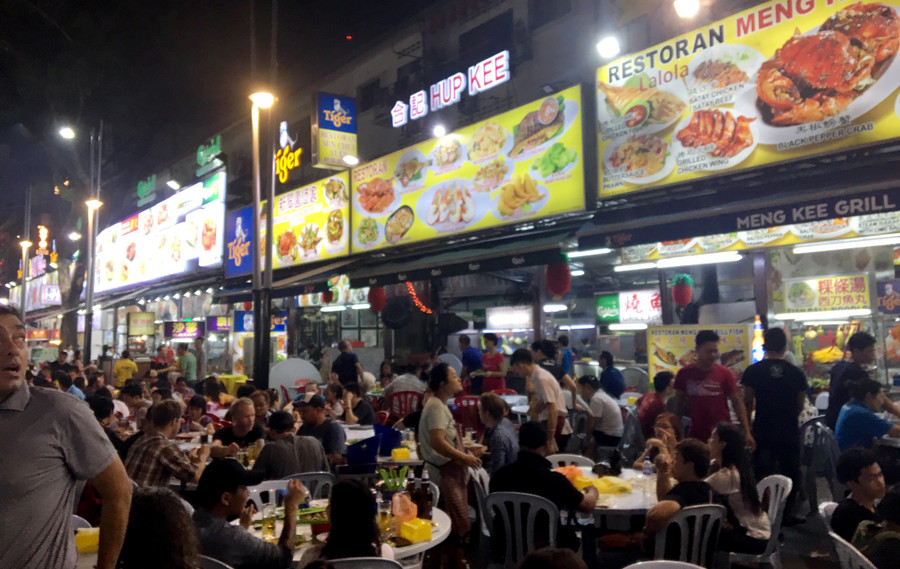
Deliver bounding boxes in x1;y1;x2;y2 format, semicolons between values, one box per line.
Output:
350;85;585;252
647;324;752;380
95;171;226;293
261;172;351;269
597;0;900;197
782;274;871;313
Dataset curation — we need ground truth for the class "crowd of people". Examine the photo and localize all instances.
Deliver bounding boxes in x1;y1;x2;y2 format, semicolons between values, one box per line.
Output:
3;300;899;569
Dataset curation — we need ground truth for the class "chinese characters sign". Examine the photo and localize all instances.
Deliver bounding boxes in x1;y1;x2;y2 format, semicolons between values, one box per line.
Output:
206;316;232;332
595;290;662;323
647;324;752;379
315;93;357;169
783;274;871;314
127;312;156;336
163;321;205;339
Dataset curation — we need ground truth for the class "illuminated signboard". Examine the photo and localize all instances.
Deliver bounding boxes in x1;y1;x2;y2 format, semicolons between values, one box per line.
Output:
127;312;156;336
95;170;226;293
353;85;584;252
163;321;206;339
233;310;287;333
197;135;222;176
485;306;533;331
137;175;157;207
224;205;253;277
782;274;871;314
207;315;232;332
391;50;510;127
596;290;662;323
878;280;900;315
597;0;900;198
314;93;357;169
276;121;303;185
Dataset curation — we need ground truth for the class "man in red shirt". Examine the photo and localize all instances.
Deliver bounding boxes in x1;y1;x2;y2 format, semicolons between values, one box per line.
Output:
637;371;674;440
673;330;754;449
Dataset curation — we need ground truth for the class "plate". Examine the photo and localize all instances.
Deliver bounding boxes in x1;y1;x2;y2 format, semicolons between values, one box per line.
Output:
323;177;349;208
603;134;676;185
685;44;765;107
733;6;900;145
393;149;430;193
528;145;580;183
597;81;688;138
670;107;759;173
490;180;551;222
508;100;580;162
383;205;416;245
429;136;467;174
353;178;401;218
323;211;348;255
296;224;324;259
415;180;488;233
471;157;514;192
352;219;384;250
467;121;513;164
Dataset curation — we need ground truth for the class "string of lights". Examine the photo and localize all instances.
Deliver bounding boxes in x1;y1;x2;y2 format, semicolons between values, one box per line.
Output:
406;281;432;314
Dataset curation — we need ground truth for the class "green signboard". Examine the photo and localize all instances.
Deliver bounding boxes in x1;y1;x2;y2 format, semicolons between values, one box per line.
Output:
595;294;620;322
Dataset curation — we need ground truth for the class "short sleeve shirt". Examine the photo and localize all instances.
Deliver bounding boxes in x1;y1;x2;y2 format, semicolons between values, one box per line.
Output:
352;399;376;425
741;358;808;445
179;352;198;381
674;364;738;442
590;389;625;437
418;397;457;469
461;346;483;374
832;498;880;542
835;400;894;451
332;352;360;385
600;367;626;399
125;431;197;487
213;424;266;448
482;351;505;373
113;358;138;386
297;417;346;455
0;383;117;569
666;480;713;508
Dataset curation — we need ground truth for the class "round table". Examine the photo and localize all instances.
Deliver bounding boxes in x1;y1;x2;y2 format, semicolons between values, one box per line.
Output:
579;466;658;530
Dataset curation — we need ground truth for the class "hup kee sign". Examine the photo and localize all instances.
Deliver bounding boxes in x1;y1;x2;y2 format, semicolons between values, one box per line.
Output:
391;50;510;128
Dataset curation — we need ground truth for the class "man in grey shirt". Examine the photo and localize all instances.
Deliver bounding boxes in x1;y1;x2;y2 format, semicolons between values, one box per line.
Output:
0;305;132;569
252;411;329;480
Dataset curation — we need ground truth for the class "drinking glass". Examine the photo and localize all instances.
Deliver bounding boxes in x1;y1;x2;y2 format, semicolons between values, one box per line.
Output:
261;504;277;542
377;499;393;540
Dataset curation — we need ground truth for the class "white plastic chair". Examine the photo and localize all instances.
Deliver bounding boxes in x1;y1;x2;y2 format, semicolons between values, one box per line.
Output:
624;562;705;569
819;501;838;526
283;471;336;500
654;504;726;568
197;555;235;569
72;515;92;529
247;480;286;510
729;475;792;569
829;531;878;569
470;467;492;537
546;453;594;468
330;558;402;569
427;480;440;507
485;492;559;568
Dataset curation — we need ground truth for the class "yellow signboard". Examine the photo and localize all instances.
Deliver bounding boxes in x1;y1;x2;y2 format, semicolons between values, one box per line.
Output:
597;0;900;197
350;85;585;252
261;171;351;269
647;324;752;380
127;312;156;336
783;274;871;313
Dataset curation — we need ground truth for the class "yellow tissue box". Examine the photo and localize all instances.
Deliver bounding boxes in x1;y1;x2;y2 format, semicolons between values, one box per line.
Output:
400;518;433;543
573;476;633;494
391;447;411;461
75;528;100;553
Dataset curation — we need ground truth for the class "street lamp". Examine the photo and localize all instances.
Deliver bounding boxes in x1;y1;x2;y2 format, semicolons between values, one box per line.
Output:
58;126;75;140
84;199;103;364
19;240;31;315
250;91;275;388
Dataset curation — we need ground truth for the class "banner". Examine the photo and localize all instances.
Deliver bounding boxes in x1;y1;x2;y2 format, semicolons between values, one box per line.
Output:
597;0;900;197
127;312;156;336
315;93;357;169
782;274;871;313
224;206;254;277
207;315;232;332
647;324;752;379
233;310;288;333
351;85;585;252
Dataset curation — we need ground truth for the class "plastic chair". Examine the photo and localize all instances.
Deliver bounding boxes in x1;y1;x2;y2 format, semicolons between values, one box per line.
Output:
729;475;792;569
453;395;484;440
818;501;838;526
279;385;291;408
485;491;560;568
799;416;824;513
470;467;492;537
247;480;286;510
546;453;594;468
624;562;706;569
829;531;878;569
72;515;92;529
654;504;726;568
622;367;650;394
491;388;518;395
815;423;845;503
330;558;403;569
374;410;390;426
618;410;646;466
284;471;336;500
427;480;440;507
566;409;591;454
197;556;235;569
383;390;423;422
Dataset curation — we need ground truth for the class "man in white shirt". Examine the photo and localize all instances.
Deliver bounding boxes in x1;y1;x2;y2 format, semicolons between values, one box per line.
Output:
383;364;426;397
578;375;624;456
511;348;571;454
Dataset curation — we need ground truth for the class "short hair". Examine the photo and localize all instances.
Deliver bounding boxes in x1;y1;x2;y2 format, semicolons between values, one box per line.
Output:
530;341;543;354
762;328;787;353
122;350;131;359
654;371;674;393
175;377;187;385
120;384;143;398
338;340;350;352
235;383;257;398
326;383;343;398
74;376;86;389
87;395;115;422
157;345;166;352
837;447;879;484
267;411;295;433
695;329;720;348
0;305;23;320
577;375;600;390
847;332;876;352
483;332;498;345
519;421;549;449
95;387;113;400
231;397;255;414
510;348;533;367
458;334;471;347
250;390;270;405
150;400;183;427
676;438;711;478
850;378;882;401
153;387;173;400
541;340;557;360
188;395;207;410
558;335;569;347
599;351;614;368
55;372;73;388
344;382;362;397
479;393;506;421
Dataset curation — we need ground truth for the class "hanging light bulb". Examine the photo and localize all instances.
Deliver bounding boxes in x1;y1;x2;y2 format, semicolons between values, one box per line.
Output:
674;0;700;19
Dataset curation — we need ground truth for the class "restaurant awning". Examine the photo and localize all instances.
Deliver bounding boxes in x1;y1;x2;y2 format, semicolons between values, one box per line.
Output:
212;258;354;304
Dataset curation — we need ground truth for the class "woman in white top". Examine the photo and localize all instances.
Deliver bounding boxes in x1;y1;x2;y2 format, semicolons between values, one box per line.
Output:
707;422;771;554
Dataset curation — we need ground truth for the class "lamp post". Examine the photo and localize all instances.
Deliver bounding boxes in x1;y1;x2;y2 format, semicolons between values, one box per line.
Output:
19;240;32;314
84;199;103;364
250;91;274;388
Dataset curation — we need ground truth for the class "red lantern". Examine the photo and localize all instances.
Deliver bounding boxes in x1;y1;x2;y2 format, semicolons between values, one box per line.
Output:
546;262;571;297
671;274;694;306
322;290;334;304
243;301;253;310
368;286;386;312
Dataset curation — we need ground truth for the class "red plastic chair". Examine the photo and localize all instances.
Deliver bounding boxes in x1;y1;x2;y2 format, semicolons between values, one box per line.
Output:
374;410;390;426
452;395;484;440
481;377;507;393
280;385;292;407
490;388;518;395
384;391;424;423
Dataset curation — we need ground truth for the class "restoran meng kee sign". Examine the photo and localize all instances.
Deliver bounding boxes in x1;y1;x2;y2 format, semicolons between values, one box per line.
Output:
597;0;900;198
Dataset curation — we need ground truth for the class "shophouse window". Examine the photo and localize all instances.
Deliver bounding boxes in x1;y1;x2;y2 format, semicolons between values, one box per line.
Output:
528;0;571;30
357;79;380;112
458;10;513;65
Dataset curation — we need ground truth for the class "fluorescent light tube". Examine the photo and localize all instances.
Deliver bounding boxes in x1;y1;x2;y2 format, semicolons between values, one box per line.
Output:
614;262;657;272
609;323;649;330
567;248;612;259
775;309;872;321
792;234;900;254
656;252;741;268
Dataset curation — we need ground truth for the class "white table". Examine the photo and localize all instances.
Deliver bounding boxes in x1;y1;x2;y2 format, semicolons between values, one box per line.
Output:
342;424;376;443
579;466;658;530
448;394;527;407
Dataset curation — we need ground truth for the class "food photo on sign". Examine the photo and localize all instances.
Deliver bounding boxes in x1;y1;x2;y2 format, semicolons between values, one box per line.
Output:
597;0;900;197
350;85;585;253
